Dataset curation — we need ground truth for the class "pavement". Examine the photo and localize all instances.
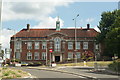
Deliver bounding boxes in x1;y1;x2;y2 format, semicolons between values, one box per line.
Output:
26;66;120;80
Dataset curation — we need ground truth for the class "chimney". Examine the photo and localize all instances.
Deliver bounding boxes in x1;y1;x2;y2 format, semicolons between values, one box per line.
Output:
27;24;30;30
87;24;90;29
80;27;82;29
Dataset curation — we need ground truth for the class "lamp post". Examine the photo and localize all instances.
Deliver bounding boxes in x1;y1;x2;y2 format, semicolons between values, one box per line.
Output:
0;0;3;60
94;43;98;71
7;28;16;63
46;41;48;66
49;49;53;67
73;14;79;65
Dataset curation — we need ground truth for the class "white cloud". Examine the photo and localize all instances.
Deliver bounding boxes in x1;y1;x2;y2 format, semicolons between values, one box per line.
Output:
2;0;120;2
94;26;100;32
0;29;17;49
33;17;64;28
86;18;94;23
2;1;73;21
1;0;75;49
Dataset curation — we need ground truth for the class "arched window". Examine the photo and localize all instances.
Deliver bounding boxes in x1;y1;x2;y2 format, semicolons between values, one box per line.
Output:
54;37;61;51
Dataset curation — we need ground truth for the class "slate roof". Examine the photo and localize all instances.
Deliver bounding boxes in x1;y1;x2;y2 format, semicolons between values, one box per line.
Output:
12;28;99;38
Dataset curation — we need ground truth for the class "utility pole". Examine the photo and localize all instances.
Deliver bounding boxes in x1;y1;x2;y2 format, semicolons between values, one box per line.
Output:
0;0;3;57
46;41;47;66
49;49;53;67
14;30;16;63
7;29;16;63
73;14;79;65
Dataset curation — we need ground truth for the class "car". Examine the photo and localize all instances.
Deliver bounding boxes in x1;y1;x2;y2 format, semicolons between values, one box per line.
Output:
21;62;28;66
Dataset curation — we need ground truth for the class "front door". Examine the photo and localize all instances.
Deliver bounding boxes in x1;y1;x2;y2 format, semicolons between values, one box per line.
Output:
55;56;60;62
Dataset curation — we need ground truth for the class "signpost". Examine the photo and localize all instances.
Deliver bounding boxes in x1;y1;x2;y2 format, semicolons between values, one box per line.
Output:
49;49;52;67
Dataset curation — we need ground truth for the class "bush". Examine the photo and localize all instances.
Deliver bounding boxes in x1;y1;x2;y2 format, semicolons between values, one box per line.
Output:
102;56;112;61
11;59;21;63
2;67;8;70
3;72;10;76
108;61;120;72
28;62;42;66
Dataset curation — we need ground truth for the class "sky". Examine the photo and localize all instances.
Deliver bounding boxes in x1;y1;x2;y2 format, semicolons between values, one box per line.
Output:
0;0;120;49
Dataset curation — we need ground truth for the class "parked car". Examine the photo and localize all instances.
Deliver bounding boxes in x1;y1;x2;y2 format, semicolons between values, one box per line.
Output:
21;62;28;66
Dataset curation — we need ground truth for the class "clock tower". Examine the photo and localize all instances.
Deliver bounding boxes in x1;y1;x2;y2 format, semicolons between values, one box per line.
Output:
56;16;60;31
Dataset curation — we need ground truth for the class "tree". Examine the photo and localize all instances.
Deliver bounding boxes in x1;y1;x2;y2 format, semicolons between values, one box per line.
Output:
81;51;94;61
106;17;120;58
96;9;120;58
0;50;4;59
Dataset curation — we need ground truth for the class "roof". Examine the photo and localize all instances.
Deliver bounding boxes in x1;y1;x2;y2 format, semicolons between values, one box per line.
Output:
12;28;99;38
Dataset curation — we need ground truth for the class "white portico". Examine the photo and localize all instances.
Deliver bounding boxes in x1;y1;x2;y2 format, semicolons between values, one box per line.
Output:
52;53;63;62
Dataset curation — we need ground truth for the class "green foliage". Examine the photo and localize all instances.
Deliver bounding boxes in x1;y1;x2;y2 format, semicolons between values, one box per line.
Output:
15;74;21;77
3;72;10;76
9;70;16;75
18;70;22;73
2;67;8;70
28;62;42;66
108;61;120;72
96;9;120;58
0;50;4;58
81;51;94;61
11;59;21;63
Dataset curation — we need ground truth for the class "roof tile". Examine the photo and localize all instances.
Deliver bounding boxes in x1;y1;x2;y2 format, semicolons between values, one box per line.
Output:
12;28;99;38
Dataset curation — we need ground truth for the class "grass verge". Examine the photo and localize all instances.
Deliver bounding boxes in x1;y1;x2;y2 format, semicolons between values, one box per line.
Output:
57;61;112;67
0;67;29;79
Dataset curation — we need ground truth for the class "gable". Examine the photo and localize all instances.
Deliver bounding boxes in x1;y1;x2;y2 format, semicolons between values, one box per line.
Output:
47;32;68;37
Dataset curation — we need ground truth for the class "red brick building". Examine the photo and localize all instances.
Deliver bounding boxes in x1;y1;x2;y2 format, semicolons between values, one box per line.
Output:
10;19;101;64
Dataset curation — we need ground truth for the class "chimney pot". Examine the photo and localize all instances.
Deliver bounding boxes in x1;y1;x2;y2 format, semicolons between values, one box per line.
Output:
87;24;90;29
27;24;30;30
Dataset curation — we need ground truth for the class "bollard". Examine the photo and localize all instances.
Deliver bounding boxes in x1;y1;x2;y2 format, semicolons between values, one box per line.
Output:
94;62;98;71
84;61;87;67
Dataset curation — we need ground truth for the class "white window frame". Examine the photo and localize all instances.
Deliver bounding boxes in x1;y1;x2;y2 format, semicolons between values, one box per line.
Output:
76;42;80;50
42;42;46;49
76;52;81;59
35;42;39;49
34;52;39;60
27;52;32;60
54;37;61;51
68;42;73;50
15;41;21;49
15;52;20;59
62;41;65;48
27;42;32;49
50;42;53;49
42;52;46;60
68;52;73;59
83;42;88;49
95;44;99;50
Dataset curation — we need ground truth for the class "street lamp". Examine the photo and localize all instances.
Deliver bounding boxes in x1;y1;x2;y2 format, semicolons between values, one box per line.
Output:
94;43;98;71
73;14;79;65
7;28;16;63
0;0;3;60
49;49;53;67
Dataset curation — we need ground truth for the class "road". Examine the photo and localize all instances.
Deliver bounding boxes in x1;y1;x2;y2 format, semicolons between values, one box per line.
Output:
59;67;119;80
18;67;86;78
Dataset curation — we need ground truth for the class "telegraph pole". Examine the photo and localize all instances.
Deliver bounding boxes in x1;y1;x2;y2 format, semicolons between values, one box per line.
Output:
46;41;47;65
0;0;2;56
73;14;79;65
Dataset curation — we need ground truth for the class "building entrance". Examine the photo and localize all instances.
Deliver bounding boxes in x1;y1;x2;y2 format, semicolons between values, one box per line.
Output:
55;56;60;62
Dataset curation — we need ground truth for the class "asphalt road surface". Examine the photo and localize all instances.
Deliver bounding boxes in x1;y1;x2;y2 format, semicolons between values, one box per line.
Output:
20;68;85;78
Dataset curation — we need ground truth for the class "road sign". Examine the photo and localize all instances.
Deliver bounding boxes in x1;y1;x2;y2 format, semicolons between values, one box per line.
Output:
49;49;53;53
